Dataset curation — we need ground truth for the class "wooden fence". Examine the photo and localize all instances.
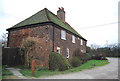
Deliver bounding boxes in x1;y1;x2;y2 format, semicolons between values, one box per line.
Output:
2;47;24;66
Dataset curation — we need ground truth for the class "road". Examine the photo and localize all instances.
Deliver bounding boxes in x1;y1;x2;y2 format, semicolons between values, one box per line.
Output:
40;58;118;79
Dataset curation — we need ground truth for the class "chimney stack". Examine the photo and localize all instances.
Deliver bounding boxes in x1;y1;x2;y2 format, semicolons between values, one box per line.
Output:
57;7;65;22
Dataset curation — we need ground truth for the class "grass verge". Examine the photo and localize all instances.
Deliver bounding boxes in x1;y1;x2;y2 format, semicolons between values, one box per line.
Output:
2;75;19;79
0;66;2;80
2;65;13;79
20;60;109;77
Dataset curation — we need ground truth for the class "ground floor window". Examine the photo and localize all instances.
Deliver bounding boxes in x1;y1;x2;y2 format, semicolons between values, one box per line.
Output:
81;49;83;53
66;48;69;58
57;47;60;54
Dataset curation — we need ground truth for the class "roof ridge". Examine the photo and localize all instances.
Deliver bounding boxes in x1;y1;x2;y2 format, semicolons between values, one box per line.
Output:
7;8;86;40
11;8;48;28
47;10;84;38
44;8;51;21
64;22;82;36
47;11;83;37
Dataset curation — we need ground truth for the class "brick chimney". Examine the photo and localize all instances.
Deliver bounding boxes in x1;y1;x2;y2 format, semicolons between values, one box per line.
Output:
57;7;65;22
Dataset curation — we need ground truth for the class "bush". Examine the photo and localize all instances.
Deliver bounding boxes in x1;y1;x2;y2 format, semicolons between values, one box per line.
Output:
69;57;82;67
2;65;13;76
73;48;88;63
21;37;37;68
49;52;71;71
36;66;48;71
92;55;107;60
86;53;94;60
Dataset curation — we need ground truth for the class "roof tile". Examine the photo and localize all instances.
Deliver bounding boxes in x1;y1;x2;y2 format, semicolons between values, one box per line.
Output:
7;8;86;40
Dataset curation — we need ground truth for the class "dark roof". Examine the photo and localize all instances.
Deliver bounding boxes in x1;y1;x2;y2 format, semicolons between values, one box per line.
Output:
7;8;86;40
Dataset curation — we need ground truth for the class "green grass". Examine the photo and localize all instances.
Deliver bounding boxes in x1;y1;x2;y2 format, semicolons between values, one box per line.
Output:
0;66;2;80
20;69;61;77
2;65;19;79
2;75;19;79
64;60;109;73
20;60;109;77
2;65;13;76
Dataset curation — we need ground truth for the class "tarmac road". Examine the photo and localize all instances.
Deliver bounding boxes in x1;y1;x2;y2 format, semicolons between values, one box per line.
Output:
40;58;118;79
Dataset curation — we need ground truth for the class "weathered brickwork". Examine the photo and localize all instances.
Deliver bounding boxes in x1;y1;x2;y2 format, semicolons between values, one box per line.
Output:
8;24;87;67
7;8;87;67
53;26;87;58
8;24;54;67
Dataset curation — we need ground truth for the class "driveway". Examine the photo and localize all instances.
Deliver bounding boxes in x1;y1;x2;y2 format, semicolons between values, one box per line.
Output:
40;58;118;79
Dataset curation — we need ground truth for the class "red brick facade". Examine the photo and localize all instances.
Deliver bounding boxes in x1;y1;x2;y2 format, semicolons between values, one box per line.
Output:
8;23;87;67
7;8;87;67
53;25;87;58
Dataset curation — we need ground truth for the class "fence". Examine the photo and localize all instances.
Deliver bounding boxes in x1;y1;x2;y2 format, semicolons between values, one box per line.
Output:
2;47;24;66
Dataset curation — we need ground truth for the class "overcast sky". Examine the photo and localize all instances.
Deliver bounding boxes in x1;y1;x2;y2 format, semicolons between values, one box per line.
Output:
0;0;119;46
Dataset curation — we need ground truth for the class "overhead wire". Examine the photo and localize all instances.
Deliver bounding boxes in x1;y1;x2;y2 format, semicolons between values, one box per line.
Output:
76;22;119;30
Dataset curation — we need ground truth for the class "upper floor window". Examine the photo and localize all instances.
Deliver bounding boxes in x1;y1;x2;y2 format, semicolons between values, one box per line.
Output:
81;39;83;45
72;35;75;43
61;30;66;40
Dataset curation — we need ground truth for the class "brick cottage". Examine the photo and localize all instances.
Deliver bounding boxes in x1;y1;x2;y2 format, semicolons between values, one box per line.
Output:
7;7;87;67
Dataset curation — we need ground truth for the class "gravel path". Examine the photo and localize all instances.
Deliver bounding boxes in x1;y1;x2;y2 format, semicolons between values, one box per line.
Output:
40;58;118;79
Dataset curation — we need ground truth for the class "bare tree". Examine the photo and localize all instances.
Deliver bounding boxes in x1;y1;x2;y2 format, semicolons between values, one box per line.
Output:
0;33;7;47
90;43;100;49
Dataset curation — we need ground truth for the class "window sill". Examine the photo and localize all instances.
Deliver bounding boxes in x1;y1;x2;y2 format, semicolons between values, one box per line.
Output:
72;42;75;44
61;38;66;40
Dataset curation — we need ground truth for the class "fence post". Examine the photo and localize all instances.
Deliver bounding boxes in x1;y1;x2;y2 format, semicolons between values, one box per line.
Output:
31;60;36;76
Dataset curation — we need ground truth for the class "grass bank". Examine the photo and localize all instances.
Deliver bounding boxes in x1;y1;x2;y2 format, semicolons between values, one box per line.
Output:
20;60;109;77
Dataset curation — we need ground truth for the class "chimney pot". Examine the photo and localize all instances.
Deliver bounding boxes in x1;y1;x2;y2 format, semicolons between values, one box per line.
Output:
61;7;64;10
57;7;65;22
58;7;61;10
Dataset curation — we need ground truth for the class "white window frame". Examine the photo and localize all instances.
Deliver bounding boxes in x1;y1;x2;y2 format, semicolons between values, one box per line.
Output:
81;49;84;53
81;39;83;45
57;47;60;54
61;30;66;40
66;48;70;58
72;35;75;43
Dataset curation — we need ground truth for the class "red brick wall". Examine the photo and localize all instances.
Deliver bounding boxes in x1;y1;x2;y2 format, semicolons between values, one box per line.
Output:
8;25;53;67
53;27;87;58
8;24;87;66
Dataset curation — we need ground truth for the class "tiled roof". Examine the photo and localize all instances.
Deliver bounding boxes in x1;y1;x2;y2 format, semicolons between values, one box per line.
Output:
7;8;86;40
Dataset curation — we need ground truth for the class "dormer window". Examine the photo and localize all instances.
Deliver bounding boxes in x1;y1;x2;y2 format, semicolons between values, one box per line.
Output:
61;30;66;40
72;35;75;43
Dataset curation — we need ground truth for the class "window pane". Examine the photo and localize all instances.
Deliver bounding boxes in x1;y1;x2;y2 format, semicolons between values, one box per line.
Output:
66;48;69;58
61;30;66;40
72;35;75;43
57;47;60;54
81;39;83;45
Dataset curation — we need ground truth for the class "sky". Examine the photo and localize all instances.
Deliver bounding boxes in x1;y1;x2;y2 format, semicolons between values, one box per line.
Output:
0;0;119;46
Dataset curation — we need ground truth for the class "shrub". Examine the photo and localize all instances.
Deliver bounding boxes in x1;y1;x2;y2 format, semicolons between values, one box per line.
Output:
69;57;82;67
73;48;88;63
92;55;108;60
49;52;71;71
21;37;37;68
86;53;94;60
36;66;48;71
